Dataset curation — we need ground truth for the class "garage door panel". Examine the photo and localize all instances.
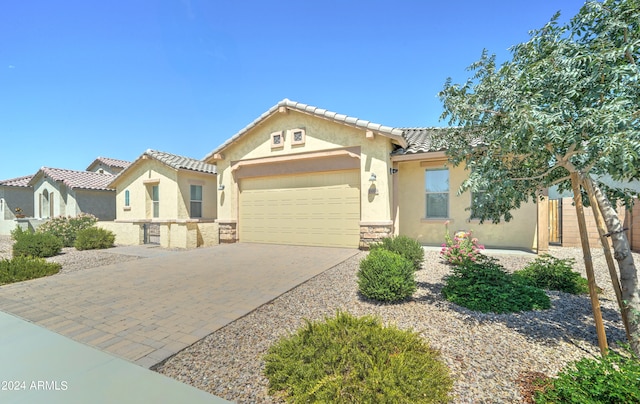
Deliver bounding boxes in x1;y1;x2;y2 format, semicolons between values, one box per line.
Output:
239;171;360;248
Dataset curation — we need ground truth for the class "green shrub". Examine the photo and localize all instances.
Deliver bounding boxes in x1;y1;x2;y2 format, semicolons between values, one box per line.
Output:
534;348;640;403
0;256;61;285
513;254;589;295
370;235;425;270
74;226;115;250
442;256;551;313
358;249;417;302
12;231;63;258
37;213;98;247
264;311;453;403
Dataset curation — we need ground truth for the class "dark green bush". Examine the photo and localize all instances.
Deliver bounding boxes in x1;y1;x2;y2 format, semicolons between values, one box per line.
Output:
74;226;115;250
264;311;453;403
513;254;589;295
37;213;98;247
12;230;63;258
442;256;551;313
0;256;61;285
370;235;425;270
534;348;640;403
358;249;417;302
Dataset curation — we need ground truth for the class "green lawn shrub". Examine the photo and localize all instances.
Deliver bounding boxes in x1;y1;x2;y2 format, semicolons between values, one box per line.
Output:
0;256;61;285
74;226;115;250
12;228;62;258
37;213;98;247
513;254;589;295
534;348;640;403
370;235;425;270
442;256;551;313
264;311;453;403
357;249;417;302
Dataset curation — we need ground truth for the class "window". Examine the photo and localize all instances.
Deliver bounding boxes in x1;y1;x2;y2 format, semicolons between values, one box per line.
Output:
270;131;284;149
425;169;449;218
152;185;159;218
124;190;130;207
190;185;202;218
289;128;306;145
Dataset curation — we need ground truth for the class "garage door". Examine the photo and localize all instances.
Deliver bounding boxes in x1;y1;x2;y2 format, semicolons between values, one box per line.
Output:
239;170;360;248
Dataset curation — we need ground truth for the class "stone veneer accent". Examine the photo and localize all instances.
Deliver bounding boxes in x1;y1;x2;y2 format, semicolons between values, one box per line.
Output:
218;221;237;243
359;222;393;249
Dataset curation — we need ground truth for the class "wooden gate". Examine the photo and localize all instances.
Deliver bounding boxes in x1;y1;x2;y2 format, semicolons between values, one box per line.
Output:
548;199;562;245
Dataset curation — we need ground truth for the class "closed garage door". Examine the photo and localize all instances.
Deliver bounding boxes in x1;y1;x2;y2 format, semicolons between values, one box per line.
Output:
239;170;360;248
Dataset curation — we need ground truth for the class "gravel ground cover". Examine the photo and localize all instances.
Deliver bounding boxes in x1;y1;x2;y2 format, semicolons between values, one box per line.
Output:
156;246;632;403
0;235;140;274
1;234;633;402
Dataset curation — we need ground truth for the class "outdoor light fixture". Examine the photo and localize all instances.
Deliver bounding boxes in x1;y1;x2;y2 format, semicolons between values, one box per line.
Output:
389;168;398;174
218;184;225;191
369;173;377;182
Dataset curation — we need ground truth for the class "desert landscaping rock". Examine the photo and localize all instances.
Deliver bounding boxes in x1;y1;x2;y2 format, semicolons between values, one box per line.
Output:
1;235;632;403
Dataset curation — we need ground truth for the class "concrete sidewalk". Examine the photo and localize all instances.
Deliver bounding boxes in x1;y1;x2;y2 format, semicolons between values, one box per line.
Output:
0;311;228;403
0;243;358;368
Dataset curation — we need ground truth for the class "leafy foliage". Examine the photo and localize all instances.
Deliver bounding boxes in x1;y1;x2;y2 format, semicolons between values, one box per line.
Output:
12;228;62;258
534;347;640;403
74;226;115;250
37;213;98;247
514;254;589;295
0;256;61;285
440;229;484;265
357;249;417;302
442;256;551;313
369;235;425;271
264;311;453;403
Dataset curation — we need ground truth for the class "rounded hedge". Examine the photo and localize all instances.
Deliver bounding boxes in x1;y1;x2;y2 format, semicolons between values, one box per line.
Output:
264;311;453;403
74;226;115;250
0;256;61;285
370;235;425;271
12;230;62;258
513;254;589;295
358;249;417;302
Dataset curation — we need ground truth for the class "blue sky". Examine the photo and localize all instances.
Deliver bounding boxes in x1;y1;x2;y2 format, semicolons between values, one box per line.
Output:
0;0;585;180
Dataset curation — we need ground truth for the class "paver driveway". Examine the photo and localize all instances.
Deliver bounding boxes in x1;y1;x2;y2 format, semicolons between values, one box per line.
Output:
0;243;357;368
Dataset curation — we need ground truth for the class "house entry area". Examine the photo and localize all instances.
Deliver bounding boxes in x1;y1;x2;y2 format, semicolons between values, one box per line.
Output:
238;171;361;248
143;223;160;245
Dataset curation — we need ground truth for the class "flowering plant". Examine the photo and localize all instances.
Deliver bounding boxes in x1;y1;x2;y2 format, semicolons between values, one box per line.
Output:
440;221;484;265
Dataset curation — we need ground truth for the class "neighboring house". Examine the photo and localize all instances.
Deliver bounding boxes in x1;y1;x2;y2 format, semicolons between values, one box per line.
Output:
202;99;543;251
0;175;34;235
28;167;117;221
102;149;218;248
86;157;131;175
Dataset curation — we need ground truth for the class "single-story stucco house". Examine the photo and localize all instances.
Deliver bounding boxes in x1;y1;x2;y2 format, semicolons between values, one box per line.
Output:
100;149;218;248
201;99;544;251
28;167;118;221
0;175;34;235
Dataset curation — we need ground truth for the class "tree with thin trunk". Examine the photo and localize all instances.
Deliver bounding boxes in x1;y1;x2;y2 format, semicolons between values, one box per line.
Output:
439;0;640;355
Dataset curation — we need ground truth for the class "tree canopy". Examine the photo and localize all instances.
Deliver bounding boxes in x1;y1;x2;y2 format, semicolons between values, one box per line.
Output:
439;0;639;223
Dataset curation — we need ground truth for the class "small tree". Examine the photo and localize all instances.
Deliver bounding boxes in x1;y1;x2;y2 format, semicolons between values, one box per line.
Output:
439;0;640;355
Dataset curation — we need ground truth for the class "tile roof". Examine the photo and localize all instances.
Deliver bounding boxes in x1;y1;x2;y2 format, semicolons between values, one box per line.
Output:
203;98;408;161
143;150;217;174
108;149;217;187
86;157;131;171
394;127;480;155
28;167;115;191
0;175;34;187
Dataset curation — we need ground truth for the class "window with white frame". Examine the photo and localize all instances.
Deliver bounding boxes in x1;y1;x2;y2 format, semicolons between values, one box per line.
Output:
190;185;202;218
152;185;159;218
425;169;449;218
270;131;284;149
289;128;306;145
124;190;130;207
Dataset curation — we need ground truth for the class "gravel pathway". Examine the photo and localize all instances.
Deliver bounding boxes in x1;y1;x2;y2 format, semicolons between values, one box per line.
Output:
1;235;634;402
156;246;632;403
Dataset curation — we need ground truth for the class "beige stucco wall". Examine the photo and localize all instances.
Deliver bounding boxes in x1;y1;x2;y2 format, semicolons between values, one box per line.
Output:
98;220;219;248
209;110;394;224
113;159;217;221
98;221;143;245
397;159;538;250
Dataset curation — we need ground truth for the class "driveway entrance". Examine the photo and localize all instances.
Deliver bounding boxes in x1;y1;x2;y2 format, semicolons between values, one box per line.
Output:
0;243;357;368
